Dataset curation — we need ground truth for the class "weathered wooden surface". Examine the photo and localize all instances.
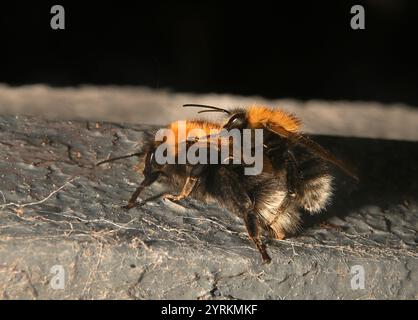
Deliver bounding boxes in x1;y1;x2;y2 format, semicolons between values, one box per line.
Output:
0;115;417;299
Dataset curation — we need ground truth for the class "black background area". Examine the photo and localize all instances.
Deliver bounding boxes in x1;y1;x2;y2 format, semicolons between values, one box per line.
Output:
0;1;417;105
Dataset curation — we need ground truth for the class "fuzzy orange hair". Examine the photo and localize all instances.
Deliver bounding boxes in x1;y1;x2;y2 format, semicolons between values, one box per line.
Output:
246;105;301;133
168;120;222;139
166;120;222;156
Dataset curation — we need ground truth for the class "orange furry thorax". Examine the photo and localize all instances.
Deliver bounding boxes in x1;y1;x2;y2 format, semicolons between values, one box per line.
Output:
246;105;301;132
168;120;221;139
165;120;222;156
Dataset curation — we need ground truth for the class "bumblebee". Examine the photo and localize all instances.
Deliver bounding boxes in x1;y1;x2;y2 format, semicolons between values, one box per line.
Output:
97;106;357;263
183;104;358;232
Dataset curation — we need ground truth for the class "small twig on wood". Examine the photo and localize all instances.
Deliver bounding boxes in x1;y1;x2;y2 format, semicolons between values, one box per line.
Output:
37;210;151;250
0;177;79;210
0;191;6;204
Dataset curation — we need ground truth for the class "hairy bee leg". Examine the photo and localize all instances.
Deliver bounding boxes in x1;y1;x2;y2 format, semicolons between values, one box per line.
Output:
284;149;299;197
266;194;292;240
265;142;299;196
123;182;150;210
163;164;205;202
123;172;159;210
123;187;145;210
243;211;271;264
163;176;199;202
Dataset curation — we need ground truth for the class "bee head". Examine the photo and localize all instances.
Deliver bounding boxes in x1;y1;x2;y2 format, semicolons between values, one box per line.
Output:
182;104;248;131
223;111;247;130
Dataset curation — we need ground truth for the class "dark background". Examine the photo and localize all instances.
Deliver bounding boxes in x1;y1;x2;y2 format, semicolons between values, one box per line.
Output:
0;1;417;105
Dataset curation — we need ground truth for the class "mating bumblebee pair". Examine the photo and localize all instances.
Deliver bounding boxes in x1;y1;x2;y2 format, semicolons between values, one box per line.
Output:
98;104;357;263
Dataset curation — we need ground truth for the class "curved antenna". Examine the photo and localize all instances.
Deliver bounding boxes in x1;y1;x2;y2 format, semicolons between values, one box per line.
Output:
96;152;143;166
182;104;231;115
196;109;229;114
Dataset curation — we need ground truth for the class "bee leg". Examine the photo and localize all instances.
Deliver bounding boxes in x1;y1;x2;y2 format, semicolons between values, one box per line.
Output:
266;194;293;240
265;141;299;197
163;176;199;202
243;210;272;264
123;171;159;210
162;164;204;202
284;149;299;197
